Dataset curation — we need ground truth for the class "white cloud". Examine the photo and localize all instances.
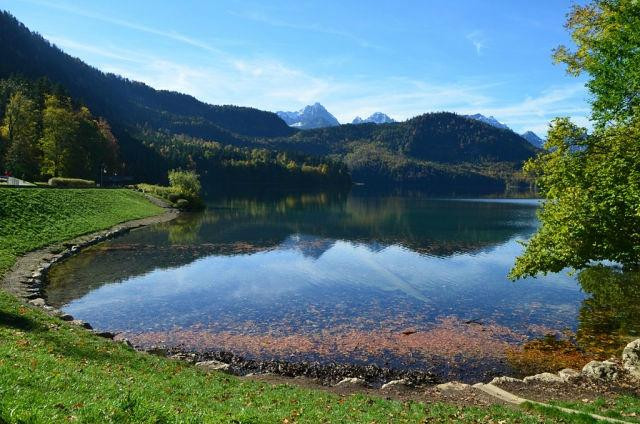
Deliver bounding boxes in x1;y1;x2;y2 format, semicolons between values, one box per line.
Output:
466;30;487;56
460;84;591;135
21;0;229;55
45;35;144;63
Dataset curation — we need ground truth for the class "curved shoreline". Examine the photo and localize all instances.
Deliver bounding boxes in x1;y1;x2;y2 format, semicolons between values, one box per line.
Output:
1;203;180;302
2;201;639;412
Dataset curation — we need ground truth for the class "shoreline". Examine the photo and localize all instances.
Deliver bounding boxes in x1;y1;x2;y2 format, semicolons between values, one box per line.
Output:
2;199;639;412
1;198;179;302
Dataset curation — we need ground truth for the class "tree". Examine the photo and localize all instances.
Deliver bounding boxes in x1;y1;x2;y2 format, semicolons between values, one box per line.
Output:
40;94;77;177
168;169;201;197
1;91;40;179
510;0;640;278
553;0;640;126
96;118;119;173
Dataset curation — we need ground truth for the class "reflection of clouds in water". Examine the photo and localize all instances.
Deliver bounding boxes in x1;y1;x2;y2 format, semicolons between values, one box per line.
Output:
64;232;580;327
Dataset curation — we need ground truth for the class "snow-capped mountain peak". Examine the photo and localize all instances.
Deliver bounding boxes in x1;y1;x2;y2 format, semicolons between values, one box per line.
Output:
352;112;395;125
520;131;545;148
464;113;510;131
465;113;545;148
276;103;340;129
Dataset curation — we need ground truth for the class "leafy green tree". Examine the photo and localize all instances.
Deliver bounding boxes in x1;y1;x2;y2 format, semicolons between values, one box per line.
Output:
553;0;640;126
168;169;201;197
1;91;40;179
95;118;119;173
40;94;77;177
510;0;640;278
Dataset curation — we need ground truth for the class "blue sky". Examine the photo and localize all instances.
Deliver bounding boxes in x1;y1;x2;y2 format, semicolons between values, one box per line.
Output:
4;0;591;135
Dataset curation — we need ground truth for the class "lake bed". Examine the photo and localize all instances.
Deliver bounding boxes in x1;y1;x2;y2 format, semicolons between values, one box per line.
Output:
47;192;586;382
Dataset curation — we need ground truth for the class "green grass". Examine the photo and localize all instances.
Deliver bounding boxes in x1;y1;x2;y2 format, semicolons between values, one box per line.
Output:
548;396;640;423
0;188;164;274
0;188;636;422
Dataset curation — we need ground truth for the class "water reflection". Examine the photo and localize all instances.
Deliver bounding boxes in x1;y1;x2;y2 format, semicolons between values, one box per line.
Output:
507;266;640;376
47;191;585;381
577;266;640;357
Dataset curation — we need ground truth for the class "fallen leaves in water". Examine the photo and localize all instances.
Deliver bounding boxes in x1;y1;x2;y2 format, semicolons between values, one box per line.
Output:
506;334;593;376
122;316;531;380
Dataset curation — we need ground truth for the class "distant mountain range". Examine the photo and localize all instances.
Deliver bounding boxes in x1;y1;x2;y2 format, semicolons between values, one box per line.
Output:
352;112;395;125
277;104;396;129
464;114;544;148
464;114;511;131
276;103;340;129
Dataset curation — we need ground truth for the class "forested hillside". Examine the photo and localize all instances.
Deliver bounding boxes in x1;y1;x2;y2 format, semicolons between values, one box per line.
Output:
0;76;349;188
264;112;536;161
0;10;537;193
259;113;537;192
0;12;293;140
0;77;118;181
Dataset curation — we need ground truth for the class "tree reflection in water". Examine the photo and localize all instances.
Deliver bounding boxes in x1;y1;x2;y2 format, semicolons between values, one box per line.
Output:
508;266;640;376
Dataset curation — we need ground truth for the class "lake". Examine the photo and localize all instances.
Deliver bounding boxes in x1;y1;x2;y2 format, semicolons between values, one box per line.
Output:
47;191;589;382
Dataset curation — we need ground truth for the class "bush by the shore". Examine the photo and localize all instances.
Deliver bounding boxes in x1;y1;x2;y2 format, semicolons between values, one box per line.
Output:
137;170;204;211
48;177;96;188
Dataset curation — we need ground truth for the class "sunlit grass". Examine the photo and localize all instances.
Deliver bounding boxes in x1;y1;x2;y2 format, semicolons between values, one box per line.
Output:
548;396;640;423
0;188;163;274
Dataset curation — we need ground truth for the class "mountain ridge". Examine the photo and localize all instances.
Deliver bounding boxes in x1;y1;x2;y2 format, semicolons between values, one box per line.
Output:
0;11;538;193
0;11;293;141
520;131;545;148
464;113;544;148
352;112;395;125
276;103;340;129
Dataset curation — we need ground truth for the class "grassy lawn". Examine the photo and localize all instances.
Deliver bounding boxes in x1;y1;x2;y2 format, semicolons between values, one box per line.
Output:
547;396;640;423
0;188;630;423
0;188;164;274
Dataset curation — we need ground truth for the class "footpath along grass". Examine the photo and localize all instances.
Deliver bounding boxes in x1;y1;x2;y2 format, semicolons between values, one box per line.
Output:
0;188;626;423
0;188;164;274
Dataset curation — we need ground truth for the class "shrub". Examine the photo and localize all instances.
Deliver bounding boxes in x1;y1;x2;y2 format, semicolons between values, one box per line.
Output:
168;170;201;197
137;172;204;211
48;177;95;188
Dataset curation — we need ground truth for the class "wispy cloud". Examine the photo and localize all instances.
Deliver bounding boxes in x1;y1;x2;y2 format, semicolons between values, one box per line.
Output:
466;30;487;56
24;0;588;136
227;9;382;50
20;0;229;55
46;34;589;136
462;84;590;135
45;35;144;63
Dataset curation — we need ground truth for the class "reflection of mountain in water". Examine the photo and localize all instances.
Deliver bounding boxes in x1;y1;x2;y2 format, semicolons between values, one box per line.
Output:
280;234;336;259
46;192;539;307
136;193;539;256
